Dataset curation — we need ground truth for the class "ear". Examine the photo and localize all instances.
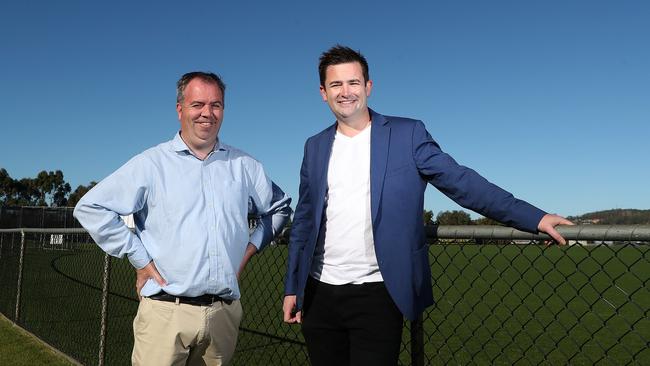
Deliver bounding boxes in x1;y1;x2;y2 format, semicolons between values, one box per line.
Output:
176;103;182;120
319;85;327;102
365;80;373;97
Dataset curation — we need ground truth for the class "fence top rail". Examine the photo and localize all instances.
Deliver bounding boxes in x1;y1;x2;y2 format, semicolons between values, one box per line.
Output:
428;224;650;241
0;228;88;234
2;225;650;241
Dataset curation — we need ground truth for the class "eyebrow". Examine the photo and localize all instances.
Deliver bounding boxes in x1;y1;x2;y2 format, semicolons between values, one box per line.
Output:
189;100;223;105
327;78;362;87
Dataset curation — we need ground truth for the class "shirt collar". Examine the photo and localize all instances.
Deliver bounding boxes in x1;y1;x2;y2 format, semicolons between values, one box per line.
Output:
170;131;228;155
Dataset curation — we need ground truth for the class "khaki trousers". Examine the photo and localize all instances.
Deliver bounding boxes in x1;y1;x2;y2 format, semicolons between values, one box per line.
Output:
131;297;242;366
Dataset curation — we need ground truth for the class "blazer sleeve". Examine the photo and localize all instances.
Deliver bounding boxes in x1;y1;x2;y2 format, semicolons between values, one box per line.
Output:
411;120;546;233
284;140;314;295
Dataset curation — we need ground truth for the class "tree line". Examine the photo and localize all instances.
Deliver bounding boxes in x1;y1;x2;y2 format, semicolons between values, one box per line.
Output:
1;167;508;224
568;209;650;225
11;167;639;226
425;209;502;226
0;168;96;207
433;208;650;226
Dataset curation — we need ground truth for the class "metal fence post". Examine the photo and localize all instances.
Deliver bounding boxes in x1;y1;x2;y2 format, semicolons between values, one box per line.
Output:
410;314;424;366
98;252;112;366
14;230;26;322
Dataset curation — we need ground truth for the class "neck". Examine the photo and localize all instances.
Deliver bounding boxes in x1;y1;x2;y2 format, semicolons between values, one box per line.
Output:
191;147;212;160
336;110;371;137
180;133;216;160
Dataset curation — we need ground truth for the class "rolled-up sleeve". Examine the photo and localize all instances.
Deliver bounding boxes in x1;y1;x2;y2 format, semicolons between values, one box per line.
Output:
247;164;292;250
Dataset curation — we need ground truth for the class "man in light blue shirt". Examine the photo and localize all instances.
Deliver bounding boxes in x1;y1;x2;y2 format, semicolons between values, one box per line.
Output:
74;71;291;366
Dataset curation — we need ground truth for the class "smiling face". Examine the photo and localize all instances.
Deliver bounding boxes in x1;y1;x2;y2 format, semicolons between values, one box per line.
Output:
176;78;224;158
320;62;373;126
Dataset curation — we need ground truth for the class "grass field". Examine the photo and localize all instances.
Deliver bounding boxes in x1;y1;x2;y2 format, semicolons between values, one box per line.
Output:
425;243;649;365
0;314;75;366
0;233;648;365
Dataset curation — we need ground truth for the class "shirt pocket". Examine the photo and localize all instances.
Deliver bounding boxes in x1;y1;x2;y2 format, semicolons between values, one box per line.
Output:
216;180;250;241
218;180;247;216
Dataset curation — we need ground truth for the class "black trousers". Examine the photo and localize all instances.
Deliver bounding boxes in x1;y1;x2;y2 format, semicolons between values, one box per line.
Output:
301;277;404;366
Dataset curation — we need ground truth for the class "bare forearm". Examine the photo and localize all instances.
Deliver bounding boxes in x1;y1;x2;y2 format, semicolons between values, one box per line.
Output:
237;243;258;279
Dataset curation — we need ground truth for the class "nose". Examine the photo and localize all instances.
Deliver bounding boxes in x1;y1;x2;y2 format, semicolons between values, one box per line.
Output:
200;105;213;118
341;83;350;96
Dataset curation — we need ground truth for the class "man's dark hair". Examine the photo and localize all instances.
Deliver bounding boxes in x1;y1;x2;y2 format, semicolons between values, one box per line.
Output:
176;71;226;105
318;45;370;87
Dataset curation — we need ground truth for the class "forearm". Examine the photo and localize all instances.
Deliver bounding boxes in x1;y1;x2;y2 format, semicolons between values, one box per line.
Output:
237;243;259;279
74;197;152;268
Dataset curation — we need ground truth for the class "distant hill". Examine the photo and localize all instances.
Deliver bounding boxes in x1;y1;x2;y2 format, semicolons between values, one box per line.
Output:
567;209;650;225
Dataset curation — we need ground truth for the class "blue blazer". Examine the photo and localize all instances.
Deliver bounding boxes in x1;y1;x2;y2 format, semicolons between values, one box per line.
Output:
285;109;545;320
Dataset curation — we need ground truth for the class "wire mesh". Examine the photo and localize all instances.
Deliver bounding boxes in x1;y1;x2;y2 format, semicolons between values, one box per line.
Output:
0;231;19;319
0;206;80;229
426;239;649;365
0;206;21;228
104;255;139;365
14;231;102;365
234;244;310;365
0;226;648;365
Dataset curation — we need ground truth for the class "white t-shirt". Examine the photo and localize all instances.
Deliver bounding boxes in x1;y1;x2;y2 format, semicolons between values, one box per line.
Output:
310;125;384;284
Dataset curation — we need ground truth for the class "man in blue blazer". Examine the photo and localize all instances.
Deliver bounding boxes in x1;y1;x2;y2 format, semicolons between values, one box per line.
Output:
283;45;572;366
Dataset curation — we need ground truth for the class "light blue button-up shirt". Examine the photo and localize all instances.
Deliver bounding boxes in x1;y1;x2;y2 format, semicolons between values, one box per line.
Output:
74;133;291;299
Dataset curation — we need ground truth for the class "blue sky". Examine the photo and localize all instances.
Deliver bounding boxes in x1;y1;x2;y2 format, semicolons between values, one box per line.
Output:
1;0;648;217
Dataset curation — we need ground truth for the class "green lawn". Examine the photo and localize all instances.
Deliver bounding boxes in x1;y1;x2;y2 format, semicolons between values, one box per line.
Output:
1;235;647;365
425;243;650;365
0;314;75;366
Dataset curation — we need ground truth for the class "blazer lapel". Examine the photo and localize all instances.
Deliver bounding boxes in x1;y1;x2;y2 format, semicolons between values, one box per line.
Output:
370;109;390;224
314;123;336;208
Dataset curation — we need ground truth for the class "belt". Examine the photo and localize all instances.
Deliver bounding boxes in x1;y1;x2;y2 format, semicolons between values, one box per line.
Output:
148;291;232;306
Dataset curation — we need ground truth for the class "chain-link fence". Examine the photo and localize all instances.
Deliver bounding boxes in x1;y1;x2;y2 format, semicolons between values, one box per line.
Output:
1;225;648;365
0;206;80;229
